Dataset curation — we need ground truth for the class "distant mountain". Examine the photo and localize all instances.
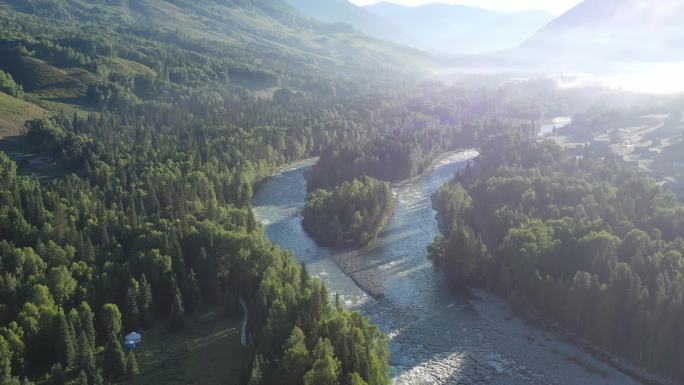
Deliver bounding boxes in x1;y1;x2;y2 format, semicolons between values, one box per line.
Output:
364;2;553;54
282;0;409;44
519;0;684;68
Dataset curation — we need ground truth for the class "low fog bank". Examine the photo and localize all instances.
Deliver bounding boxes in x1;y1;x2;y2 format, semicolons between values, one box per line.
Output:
431;59;684;95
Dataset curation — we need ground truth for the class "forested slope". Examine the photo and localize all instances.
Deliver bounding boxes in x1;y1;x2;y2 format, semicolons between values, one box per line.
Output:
0;1;415;384
429;134;684;381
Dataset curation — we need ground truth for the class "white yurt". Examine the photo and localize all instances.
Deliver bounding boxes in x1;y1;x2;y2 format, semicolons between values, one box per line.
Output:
124;332;142;349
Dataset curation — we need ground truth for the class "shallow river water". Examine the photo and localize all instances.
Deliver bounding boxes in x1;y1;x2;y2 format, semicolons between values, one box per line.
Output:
252;150;640;385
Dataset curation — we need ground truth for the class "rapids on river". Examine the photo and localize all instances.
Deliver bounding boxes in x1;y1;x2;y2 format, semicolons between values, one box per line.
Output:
252;150;639;385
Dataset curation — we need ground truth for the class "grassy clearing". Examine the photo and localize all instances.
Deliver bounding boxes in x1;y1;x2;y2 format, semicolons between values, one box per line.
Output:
0;54;90;98
253;87;281;101
0;91;48;138
111;58;157;77
0;136;70;181
117;310;245;385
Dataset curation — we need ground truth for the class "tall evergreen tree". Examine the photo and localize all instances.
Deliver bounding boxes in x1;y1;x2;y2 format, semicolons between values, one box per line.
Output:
126;350;140;376
248;354;265;385
77;370;88;385
55;314;76;368
123;279;140;331
78;302;96;349
0;335;12;381
138;275;153;328
169;290;186;331
102;333;126;378
48;363;66;385
282;326;311;385
303;339;340;385
82;346;103;385
348;373;369;385
99;304;122;339
195;248;219;304
186;269;202;316
77;331;92;371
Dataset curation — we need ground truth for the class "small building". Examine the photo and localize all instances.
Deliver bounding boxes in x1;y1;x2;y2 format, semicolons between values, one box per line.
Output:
124;332;142;349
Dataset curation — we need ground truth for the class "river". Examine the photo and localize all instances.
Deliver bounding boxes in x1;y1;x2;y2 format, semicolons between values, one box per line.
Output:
252;150;640;385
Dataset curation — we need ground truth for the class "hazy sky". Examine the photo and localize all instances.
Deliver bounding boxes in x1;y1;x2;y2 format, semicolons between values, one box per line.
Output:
349;0;584;15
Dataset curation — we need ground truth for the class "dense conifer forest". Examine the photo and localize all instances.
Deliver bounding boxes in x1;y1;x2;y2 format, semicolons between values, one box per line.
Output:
303;176;393;247
428;133;684;381
0;1;415;384
2;0;681;384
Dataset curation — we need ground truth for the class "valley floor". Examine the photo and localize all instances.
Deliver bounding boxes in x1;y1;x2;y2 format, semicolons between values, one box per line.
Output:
253;151;653;385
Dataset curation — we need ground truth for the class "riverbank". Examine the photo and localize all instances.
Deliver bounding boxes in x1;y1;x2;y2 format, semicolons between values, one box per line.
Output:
253;151;649;385
330;149;478;300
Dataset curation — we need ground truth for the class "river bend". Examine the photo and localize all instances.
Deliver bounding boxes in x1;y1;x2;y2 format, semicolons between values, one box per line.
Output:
252;151;639;385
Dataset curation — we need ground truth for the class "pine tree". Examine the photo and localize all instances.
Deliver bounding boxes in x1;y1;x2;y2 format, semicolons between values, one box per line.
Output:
77;331;92;371
77;370;88;385
83;349;103;385
0;335;11;381
124;279;140;331
248;354;265;385
186;269;202;316
303;339;340;385
49;363;66;385
169;290;186;331
282;326;311;385
195;248;218;304
348;373;369;385
100;303;122;339
78;302;96;349
102;333;127;378
138;274;153;328
55;314;76;368
126;350;140;376
300;262;310;289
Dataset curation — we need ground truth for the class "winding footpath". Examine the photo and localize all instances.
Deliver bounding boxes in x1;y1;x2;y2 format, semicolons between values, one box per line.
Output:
253;151;642;385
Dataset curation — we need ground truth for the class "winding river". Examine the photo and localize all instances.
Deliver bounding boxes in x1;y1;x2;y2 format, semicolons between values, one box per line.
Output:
252;150;640;385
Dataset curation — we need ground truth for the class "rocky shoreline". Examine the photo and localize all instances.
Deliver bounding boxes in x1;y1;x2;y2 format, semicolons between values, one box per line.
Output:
333;249;385;300
329;149;477;301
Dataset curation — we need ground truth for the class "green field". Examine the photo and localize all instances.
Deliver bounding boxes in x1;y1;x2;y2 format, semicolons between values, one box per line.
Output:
117;310;245;385
0;91;47;138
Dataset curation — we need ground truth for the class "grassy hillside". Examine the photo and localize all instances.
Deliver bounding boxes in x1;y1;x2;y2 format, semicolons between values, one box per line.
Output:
0;91;48;137
283;0;408;45
0;54;90;94
0;0;426;99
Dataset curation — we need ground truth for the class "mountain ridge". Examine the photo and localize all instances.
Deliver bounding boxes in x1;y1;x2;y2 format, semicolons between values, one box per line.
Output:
363;1;553;54
520;0;684;67
282;0;411;45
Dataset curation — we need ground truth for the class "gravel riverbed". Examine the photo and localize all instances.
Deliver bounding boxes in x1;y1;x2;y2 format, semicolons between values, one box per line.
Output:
253;152;649;385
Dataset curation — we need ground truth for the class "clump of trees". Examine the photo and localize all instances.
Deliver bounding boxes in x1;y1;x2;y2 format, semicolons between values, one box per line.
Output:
429;132;684;381
303;177;393;247
0;69;23;98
